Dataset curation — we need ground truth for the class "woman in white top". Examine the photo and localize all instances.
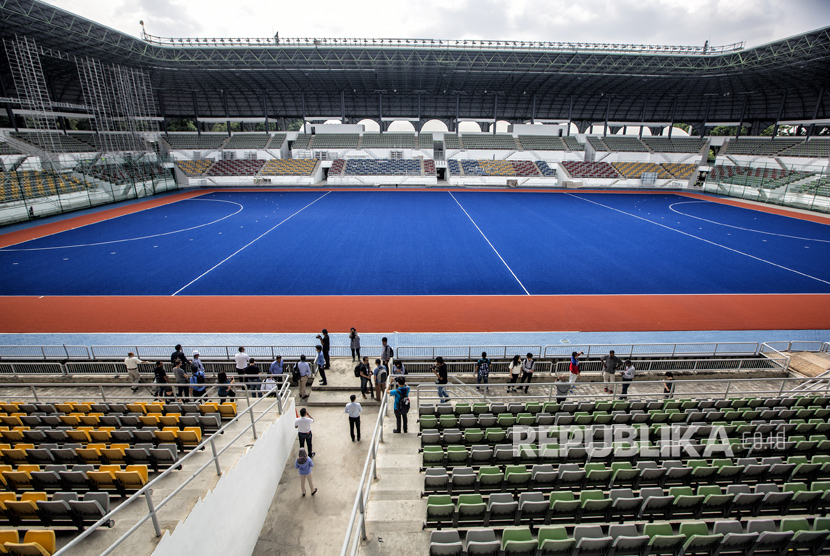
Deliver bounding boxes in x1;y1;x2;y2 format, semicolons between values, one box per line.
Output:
507;355;522;392
620;360;636;398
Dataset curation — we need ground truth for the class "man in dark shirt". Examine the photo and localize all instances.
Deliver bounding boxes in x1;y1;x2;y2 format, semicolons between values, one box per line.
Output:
244;358;262;398
154;361;171;401
171;344;189;369
601;350;623;395
432;356;449;403
316;329;331;369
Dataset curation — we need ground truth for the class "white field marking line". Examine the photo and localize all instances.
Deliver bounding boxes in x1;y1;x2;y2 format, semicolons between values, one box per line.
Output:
448;191;530;295
567;193;830;287
0;192;216;249
0;198;242;252
669;201;830;243
172;191;331;296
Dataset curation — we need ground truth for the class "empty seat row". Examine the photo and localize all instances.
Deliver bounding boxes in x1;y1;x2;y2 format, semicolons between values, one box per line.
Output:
0;438;185;469
426;481;830;527
0;491;109;532
0;529;57;556
429;518;830;556
1;464;149;497
0;400;237;418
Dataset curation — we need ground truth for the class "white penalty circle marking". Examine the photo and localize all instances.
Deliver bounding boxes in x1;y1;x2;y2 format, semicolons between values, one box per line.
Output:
669;201;830;244
0;199;244;252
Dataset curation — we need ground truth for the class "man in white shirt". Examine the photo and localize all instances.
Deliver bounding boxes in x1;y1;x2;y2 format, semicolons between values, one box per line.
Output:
296;354;312;399
294;407;315;457
234;346;250;374
124;352;146;392
344;395;362;442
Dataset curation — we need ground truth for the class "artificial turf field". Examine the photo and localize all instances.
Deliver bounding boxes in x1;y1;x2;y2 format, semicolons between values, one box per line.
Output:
1;188;828;333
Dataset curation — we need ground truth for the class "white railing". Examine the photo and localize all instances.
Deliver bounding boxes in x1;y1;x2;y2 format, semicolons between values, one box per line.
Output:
340;373;393;556
44;378;291;556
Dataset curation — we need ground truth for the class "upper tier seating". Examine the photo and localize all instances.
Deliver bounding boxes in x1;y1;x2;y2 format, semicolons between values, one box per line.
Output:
163;134;227;150
176;160;213;177
602;136;650;152
0;141;23;155
306;134;360;149
586;137;607;151
359;133;416;149
461;134;519;150
0;171;86;203
259;159;318;176
11;132;94;153
662;163;698;179
341;159;422;176
67;133;149;152
417;133;434;149
778;139;830;158
562;136;584;151
518;136;567;151
643;137;707;153
562;161;620;178
223;134;271;149
721;138;804;156
292;134;313;149
612;162;673;179
205;159;265;176
267;133;287;149
443;134;463;149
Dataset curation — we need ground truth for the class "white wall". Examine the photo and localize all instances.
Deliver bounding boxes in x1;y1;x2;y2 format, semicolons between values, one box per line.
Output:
152;399;296;556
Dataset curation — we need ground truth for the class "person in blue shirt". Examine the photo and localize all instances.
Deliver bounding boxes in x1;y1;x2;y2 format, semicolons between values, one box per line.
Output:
475;351;491;393
189;354;207;399
269;356;284;377
294;448;317;497
314;345;328;386
389;377;410;433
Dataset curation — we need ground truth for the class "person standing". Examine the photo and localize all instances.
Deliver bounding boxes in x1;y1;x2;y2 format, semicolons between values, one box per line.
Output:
314;345;328;386
520;353;536;394
173;359;189;402
373;359;388;402
433;356;449;403
294;449;317;497
270;356;284;383
294;407;315;457
296;355;312;399
349;328;361;361
357;356;373;400
154;361;171;401
475;351;491;393
124;352;146;392
234;347;249;378
316;329;331;370
345;394;362;442
245;358;262;398
601;350;623;395
507;355;522;393
620;359;636;398
390;377;411;433
171;344;189;370
381;337;394;370
555;374;570;403
190;355;207;400
569;351;584;393
663;372;675;399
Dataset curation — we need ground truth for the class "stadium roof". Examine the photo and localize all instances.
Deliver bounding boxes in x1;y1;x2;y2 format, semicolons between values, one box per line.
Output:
1;0;829;130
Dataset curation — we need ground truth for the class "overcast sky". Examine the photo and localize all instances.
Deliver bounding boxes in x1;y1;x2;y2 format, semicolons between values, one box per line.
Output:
41;0;830;48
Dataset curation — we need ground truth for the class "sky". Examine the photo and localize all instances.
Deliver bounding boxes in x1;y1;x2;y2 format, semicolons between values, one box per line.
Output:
41;0;830;48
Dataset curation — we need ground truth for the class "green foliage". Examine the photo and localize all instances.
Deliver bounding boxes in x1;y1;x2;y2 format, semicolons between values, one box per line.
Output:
167;119;197;132
67;118;92;131
709;125;749;136
760;125;774;136
708;148;716;162
286;119;304;132
254;122;279;131
210;122;241;132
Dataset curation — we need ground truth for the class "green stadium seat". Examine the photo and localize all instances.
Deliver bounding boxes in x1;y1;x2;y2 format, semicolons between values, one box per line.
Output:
501;526;536;556
456;493;486;525
537;525;575;556
645;522;686;555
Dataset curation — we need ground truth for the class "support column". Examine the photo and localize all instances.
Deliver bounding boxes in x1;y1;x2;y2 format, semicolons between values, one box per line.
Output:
603;96;610;137
771;91;787;138
701;97;711;138
639;96;648;139
222;91;231;137
0;77;17;131
736;95;748;139
566;96;574;136
263;91;269;131
341;90;346;124
379;92;383;134
455;93;460;134
301;92;307;133
493;94;498;134
192;92;200;135
531;93;536;125
807;88;825;139
668;98;677;139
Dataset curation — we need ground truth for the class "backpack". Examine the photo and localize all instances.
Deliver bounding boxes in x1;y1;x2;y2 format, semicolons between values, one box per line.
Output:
400;387;411;412
354;364;362;378
196;372;205;384
478;360;490;378
377;368;388;384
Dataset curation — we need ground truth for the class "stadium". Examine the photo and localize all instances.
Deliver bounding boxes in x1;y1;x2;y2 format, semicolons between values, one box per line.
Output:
0;0;829;554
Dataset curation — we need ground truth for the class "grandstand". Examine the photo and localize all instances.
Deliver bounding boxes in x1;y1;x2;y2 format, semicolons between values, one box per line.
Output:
0;171;86;202
222;134;271;150
459;134;519;151
360;133;417;149
643;138;707;154
562;161;620;179
11;132;94;153
175;160;213;177
162;135;227;150
612;162;674;179
205;159;265;176
259;159;318;176
517;136;568;151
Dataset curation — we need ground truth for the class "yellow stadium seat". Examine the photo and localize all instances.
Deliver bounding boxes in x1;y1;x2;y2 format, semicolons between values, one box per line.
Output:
86;465;120;492
5;529;56;556
218;403;237;420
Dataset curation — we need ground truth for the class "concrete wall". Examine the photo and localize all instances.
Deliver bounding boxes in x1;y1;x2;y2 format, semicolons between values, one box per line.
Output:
152;398;296;556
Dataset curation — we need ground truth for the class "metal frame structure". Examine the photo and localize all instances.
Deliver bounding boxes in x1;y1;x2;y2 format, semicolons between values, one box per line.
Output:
0;0;829;133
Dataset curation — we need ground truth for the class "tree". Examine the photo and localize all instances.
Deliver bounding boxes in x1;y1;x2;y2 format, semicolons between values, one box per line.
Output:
286;119;304;132
167;118;197;132
709;125;749;136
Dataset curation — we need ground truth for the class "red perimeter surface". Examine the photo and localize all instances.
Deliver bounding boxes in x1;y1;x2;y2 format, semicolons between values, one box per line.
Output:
1;189;829;333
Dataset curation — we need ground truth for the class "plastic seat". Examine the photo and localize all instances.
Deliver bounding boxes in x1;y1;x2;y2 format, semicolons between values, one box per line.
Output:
548;491;579;522
537;525;575;556
36;491;77;527
578;490;612;521
426;495;454;526
609;488;643;521
115;465;148;494
556;463;585;490
4;492;47;525
456;493;486;525
638;487;673;520
501;526;536;556
86;464;120;493
697;485;733;518
4;530;56;556
423;446;444;467
424;467;449;493
645;522;686;555
486;492;518;525
712;520;758;556
783;482;822;514
69;491;111;529
608;523;649;556
428;530;462;556
517;491;546;523
670;486;704;519
678;521;723;556
780;518;829;556
572;524;612;556
466;528;501;556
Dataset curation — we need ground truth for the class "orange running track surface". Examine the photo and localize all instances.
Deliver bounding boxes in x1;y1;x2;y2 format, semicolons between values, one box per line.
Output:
1;189;829;333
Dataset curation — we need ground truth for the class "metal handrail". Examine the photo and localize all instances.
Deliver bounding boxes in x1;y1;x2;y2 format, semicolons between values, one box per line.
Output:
340;373;394;556
43;379;292;556
414;376;830;406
